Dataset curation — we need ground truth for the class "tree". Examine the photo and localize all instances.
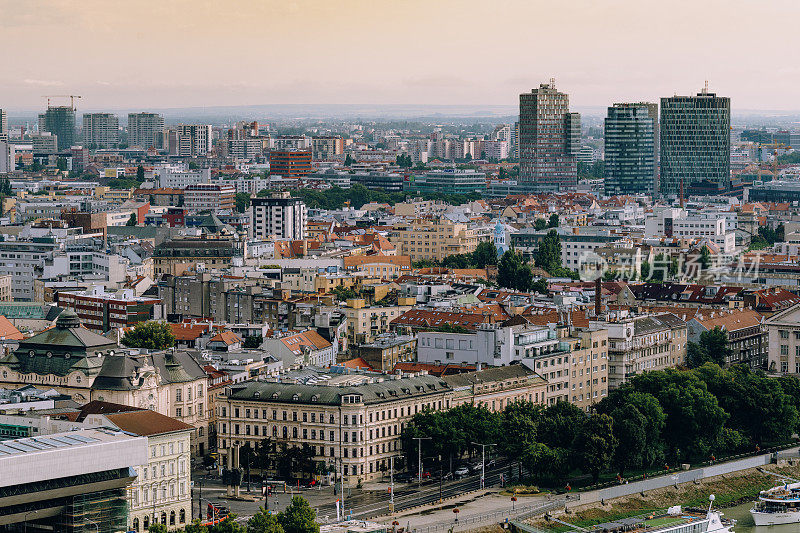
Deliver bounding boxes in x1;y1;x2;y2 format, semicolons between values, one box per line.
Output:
575;413;617;483
472;241;498;268
531;278;548;295
548;213;559;228
189;161;199;170
534;218;547;231
185;521;210;533
344;154;353;167
278;497;319;533
497;250;533;292
126;213;137;226
248;508;285;533
522;442;568;485
243;335;263;349
535;230;562;275
137;165;145;181
640;261;651;281
121;321;176;350
210;516;246;533
236;193;252;214
148;525;168;533
687;327;731;368
56;157;67;172
699;245;712;270
608;403;647;476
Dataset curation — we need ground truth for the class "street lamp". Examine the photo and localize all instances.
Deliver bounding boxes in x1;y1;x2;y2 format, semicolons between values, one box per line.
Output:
23;510;39;533
471;442;495;489
87;518;99;533
412;437;431;484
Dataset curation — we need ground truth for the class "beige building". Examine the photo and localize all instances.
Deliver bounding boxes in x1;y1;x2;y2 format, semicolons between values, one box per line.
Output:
0;274;11;301
389;218;488;262
599;313;687;389
765;303;800;374
0;310;211;456
217;373;452;485
82;408;194;532
443;364;548;411
343;298;415;345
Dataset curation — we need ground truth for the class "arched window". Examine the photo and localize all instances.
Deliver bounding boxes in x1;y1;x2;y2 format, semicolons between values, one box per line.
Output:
272;426;277;437
170;511;176;525
133;518;139;531
292;427;298;438
161;512;167;525
143;516;149;529
180;509;186;523
282;426;288;438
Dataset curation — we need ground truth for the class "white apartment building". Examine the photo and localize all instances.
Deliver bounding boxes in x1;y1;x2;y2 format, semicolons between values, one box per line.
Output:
83;113;120;148
644;207;735;254
42;250;129;284
270;135;311;151
211;175;269;195
184;183;235;213
251;194;307;240
0;240;59;300
168;125;212;157
156;165;212;189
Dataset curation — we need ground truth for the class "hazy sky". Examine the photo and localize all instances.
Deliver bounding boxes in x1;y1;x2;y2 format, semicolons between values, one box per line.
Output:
3;0;800;112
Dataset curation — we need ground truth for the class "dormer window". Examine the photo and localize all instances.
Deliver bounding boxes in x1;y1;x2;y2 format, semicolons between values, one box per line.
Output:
292;394;300;401
272;393;279;399
311;395;318;402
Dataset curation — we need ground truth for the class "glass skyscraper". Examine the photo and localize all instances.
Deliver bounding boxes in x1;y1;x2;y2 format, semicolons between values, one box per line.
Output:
43;105;76;151
660;88;730;195
604;103;657;196
518;81;580;192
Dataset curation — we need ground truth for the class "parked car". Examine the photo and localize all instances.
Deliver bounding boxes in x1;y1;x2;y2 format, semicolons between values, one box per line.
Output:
394;472;414;483
454;466;470;478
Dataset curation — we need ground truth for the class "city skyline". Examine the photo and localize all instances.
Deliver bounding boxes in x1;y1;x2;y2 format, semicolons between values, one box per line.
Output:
3;0;800;111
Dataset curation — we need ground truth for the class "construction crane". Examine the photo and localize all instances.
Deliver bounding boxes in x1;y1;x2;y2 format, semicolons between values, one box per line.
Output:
757;141;790;181
42;95;82;110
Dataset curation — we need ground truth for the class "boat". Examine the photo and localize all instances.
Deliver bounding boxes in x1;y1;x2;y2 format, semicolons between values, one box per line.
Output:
751;481;800;526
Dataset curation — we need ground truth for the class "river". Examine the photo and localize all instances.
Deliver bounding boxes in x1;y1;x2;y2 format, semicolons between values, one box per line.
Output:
722;501;798;533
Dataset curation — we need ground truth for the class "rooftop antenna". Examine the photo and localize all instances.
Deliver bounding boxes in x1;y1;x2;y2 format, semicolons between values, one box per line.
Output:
549;77;556;89
703;80;709;94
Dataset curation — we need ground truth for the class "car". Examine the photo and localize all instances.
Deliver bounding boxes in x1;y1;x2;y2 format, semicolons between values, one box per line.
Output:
486;459;497;468
454;466;470;478
440;472;453;481
393;472;414;483
421;471;432;479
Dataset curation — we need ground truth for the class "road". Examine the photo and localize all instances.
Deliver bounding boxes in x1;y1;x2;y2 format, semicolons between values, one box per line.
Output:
192;460;530;524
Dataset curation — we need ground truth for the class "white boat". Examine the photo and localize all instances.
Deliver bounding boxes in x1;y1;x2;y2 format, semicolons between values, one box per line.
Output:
751;481;800;526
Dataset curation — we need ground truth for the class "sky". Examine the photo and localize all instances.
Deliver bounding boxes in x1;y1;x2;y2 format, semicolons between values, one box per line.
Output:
3;0;800;112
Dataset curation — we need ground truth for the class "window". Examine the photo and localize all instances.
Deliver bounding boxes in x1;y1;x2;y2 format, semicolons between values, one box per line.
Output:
176;389;182;402
780;330;789;339
782;345;789;356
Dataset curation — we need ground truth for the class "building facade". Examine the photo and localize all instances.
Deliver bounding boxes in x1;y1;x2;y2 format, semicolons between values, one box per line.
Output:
269;150;313;178
128;113;165;149
389;218;488;262
184;183;236;214
660;88;731;195
518;81;580;192
42;105;76;151
604;103;657;195
83;113;120;148
251;194;307;241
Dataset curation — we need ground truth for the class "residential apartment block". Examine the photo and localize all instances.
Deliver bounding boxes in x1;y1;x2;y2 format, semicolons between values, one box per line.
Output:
389;217;488;262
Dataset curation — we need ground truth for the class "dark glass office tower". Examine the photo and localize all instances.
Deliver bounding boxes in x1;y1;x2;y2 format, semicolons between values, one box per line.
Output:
660;88;730;195
519;81;580;192
43;105;76;151
604;103;656;195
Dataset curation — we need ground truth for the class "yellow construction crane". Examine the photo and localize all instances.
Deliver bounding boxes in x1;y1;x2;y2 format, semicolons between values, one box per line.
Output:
42;95;82;110
759;141;790;180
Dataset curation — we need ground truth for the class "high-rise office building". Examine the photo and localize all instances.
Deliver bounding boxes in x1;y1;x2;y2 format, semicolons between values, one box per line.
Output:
128;112;165;149
604;103;657;196
251;193;307;240
42;106;76;151
269;149;313;178
0;109;7;136
82;113;119;148
660;87;730;195
518;81;580;191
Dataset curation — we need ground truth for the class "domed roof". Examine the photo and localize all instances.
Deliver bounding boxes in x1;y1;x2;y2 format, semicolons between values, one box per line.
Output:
56;308;81;329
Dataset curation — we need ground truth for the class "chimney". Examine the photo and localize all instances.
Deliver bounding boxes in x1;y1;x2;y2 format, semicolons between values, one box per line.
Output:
595;277;602;317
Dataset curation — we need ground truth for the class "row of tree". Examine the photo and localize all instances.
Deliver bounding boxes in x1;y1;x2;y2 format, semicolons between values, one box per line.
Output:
404;363;800;486
256;184;482;211
150;496;318;533
411;241;498;270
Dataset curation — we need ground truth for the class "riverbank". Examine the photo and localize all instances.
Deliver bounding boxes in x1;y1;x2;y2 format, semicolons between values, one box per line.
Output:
528;464;800;532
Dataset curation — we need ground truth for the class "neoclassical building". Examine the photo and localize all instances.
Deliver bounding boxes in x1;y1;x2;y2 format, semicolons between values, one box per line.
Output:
0;310;210;455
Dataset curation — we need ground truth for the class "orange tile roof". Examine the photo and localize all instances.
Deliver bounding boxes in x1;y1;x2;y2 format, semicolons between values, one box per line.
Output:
280;330;332;355
169;323;211;341
340;357;374;371
0;315;24;341
210;330;242;345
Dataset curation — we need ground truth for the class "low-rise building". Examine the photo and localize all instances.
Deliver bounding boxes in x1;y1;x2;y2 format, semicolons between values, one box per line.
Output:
687;308;767;368
350;333;416;372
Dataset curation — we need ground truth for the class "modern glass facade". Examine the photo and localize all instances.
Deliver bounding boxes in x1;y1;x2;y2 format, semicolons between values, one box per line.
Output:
43;106;76;151
518;82;579;192
604;103;656;195
407;169;487;195
660;90;730;195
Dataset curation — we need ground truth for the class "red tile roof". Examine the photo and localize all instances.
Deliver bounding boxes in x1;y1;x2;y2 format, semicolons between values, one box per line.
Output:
391;309;489;331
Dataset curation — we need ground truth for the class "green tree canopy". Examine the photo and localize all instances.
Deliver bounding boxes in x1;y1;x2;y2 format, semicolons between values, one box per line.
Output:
277;497;319;533
535;230;562;275
236;193;252;214
497;250;533;292
121;321;176;350
137;165;145;181
548;213;559;228
248;508;285;533
575;413;617;483
126;213;137;226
